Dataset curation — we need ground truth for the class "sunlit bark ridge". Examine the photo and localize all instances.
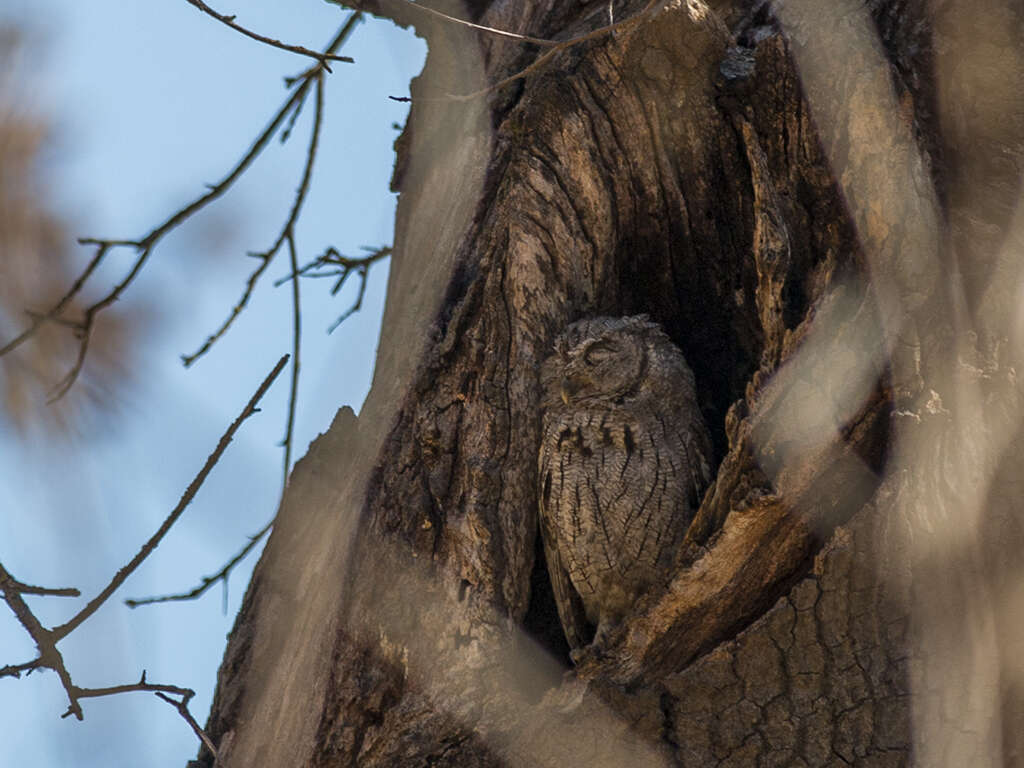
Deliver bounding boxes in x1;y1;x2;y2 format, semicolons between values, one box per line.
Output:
199;1;1024;765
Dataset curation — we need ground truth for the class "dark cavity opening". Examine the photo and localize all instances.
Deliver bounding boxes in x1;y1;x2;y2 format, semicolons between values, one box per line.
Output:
521;531;573;679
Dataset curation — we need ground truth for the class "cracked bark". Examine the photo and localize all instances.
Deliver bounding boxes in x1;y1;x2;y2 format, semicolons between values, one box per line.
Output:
195;0;1024;766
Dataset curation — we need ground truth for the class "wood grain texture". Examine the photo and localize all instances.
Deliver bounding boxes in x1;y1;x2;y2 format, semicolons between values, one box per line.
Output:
196;0;1024;765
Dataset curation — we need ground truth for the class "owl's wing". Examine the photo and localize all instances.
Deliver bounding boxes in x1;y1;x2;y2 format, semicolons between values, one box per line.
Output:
539;513;589;652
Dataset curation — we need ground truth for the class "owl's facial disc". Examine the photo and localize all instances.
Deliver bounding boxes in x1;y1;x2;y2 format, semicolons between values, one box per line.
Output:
560;333;646;404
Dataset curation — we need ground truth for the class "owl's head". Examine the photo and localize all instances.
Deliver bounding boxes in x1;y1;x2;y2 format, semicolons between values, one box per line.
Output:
542;315;692;408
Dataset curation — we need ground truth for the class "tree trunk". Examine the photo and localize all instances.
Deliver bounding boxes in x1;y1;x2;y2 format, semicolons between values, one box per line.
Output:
196;0;1024;765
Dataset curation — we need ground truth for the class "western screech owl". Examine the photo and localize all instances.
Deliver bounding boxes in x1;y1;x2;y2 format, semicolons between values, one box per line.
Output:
538;315;711;655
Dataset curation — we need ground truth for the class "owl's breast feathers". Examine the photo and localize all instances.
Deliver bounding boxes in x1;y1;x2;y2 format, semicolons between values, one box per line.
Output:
539;404;703;624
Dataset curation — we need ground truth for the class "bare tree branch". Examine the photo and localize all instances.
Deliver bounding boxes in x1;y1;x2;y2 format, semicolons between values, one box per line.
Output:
129;246;384;612
276;244;391;332
0;243;109;358
0;659;41;680
155;690;220;762
126;249;300;609
50;354;289;642
0;13;361;399
387;0;559;45
0;560;83;717
333;0;666;101
0;562;52;648
124;517;274;609
283;232;302;481
182;58;328;366
0;579;80;598
66;672;193;712
447;0;665;101
63;671;218;762
184;0;356;67
0;355;288;737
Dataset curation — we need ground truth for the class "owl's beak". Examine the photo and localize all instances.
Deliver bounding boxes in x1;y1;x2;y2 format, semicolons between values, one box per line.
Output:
560;375;583;404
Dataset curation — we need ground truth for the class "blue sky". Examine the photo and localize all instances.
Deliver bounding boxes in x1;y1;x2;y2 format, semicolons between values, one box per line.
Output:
0;1;425;764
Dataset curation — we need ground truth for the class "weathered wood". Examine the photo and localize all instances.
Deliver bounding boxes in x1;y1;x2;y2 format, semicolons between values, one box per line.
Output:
198;0;1024;765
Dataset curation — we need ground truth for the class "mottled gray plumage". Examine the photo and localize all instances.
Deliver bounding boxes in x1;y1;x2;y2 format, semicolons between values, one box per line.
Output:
538;315;711;654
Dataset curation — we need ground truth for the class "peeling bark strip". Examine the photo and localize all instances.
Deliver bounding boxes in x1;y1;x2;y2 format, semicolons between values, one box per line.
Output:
199;0;1024;766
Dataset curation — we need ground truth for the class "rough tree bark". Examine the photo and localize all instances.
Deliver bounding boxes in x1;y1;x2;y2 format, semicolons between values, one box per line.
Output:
196;0;1024;765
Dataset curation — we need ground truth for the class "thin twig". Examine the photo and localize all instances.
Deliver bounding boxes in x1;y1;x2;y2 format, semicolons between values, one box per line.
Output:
0;13;361;399
332;0;661;102
124;237;303;613
0;659;41;680
442;0;665;101
62;672;217;760
328;264;371;333
392;0;558;45
41;72;313;394
280;81;313;143
274;245;391;332
0;243;109;358
50;354;289;642
0;560;81;717
0;562;54;648
124;250;371;614
67;673;193;709
182;60;329;366
124;518;274;608
0;579;80;597
283;232;302;482
155;690;220;762
1;358;286;726
125;229;307;610
184;0;355;66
